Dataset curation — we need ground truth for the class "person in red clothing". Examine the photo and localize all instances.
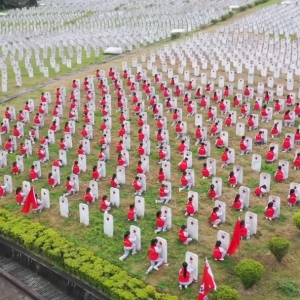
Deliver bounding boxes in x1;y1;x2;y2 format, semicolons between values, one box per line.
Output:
201;163;211;179
52;105;62;118
145;238;166;274
225;114;232;127
219;99;227;115
122;70;128;80
175;85;181;97
186;101;195;117
228;171;238;188
240;220;250;239
240;103;249;119
274;100;281;114
207;107;215;121
136;72;142;82
85;187;95;204
13;125;21;138
116;140;124;153
178;157;188;173
118;154;127;168
183;93;190;106
282;135;292;152
213;241;226;261
208;184;219;200
198;142;208;159
138;115;145;127
254;130;265;145
243;85;250;100
4;107;11;121
200;95;207;110
29;165;39;182
37;145;47;163
179;171;192;192
178;261;196;290
283;110;293;127
261;104;269;122
92;166;101;181
178;140;187;155
119;111;126;124
293;153;300;170
286;94;293;107
132;176;143;196
194;125;202;146
159;83;165;93
137;143;146;156
60;138;68;151
0;122;8;134
263;91;270;103
194;88;201;99
239;136;251;155
210;207;223;227
265;146;276;163
152;104;160;119
253;100;261;111
100;195;111;212
136;161;145;174
254;185;267;197
20;142;28;157
223;85;229;97
16;187;25;205
63;176;76;196
232;194;243;212
271;123;279;138
221;148;230;168
100;134;109;149
0;183;7;198
294;128;300;144
134;103;142;115
49;120;57;132
72;161;80;175
265;202;276;220
215;136;224;149
287;189;298;207
24;101;31;112
4;138;13;153
48;173;58;188
40;93;47;103
77;144;85;155
156;129;165;147
294;103;300;117
119;124;126;137
12;162;20;175
205;83;211;93
110;173;120;189
154;211;167;234
127;204;137;222
232;95;240;108
274;166;284;182
213;91;219;103
166;98;174;113
18;110;27;124
156;184;170;204
171;109;180;126
210;122;219;136
53;159;63;168
185;197;196;216
98;148;106;162
119;231;137;261
158;145;168;164
157;168;166;183
178;225;193;246
138;128;146;143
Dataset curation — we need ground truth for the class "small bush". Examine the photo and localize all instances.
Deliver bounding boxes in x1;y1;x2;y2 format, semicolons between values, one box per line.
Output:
227;11;233;17
238;6;247;11
220;15;228;21
246;4;253;9
277;279;300;298
171;33;181;40
211;19;218;25
268;237;290;262
209;285;241;300
235;259;265;289
294;212;300;230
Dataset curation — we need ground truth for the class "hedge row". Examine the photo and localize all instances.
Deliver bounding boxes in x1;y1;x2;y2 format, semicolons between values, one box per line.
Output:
0;209;178;300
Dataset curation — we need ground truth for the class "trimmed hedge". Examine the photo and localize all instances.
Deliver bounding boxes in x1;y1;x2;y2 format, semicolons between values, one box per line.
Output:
294;212;300;230
209;285;241;300
268;237;290;262
0;209;178;300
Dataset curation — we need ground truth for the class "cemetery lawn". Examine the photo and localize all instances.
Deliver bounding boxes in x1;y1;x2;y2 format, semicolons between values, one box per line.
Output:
1;0;300;299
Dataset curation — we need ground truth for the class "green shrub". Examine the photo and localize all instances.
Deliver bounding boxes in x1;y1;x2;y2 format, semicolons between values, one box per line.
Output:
171;33;181;40
268;237;290;262
0;209;178;300
246;4;253;9
209;285;241;300
211;19;218;24
238;6;247;11
294;212;300;230
276;279;300;298
220;15;229;21
227;11;233;17
235;259;265;289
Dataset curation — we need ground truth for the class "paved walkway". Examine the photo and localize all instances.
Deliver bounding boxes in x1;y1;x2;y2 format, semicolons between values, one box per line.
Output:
0;276;33;300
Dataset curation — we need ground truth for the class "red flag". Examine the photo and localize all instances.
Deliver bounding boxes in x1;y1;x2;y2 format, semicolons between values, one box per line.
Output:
22;187;38;214
198;258;217;300
227;218;241;255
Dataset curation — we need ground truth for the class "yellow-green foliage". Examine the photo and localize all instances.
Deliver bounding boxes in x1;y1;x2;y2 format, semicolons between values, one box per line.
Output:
0;208;178;300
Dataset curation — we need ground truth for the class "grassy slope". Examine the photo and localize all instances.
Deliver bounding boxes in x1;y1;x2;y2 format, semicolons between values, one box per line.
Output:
1;1;299;300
